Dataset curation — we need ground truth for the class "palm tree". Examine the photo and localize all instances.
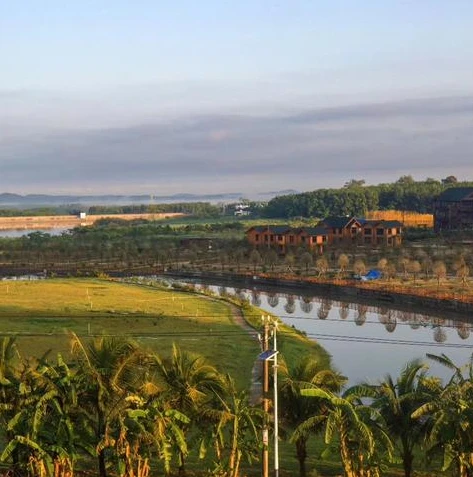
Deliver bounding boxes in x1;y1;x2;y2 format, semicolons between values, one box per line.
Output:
299;386;393;477
153;344;225;476
413;354;473;477
70;333;145;477
205;375;262;477
279;356;345;477
361;360;429;477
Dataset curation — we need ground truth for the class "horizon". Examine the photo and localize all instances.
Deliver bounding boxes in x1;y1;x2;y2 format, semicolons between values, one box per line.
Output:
1;1;472;194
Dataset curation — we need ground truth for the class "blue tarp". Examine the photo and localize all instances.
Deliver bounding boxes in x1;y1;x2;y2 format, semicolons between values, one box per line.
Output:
361;269;382;281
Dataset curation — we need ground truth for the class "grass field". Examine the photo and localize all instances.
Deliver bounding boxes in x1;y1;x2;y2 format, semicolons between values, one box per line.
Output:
0;278;329;390
0;278;262;386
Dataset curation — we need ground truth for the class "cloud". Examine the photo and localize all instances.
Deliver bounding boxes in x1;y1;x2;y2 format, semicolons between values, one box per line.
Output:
1;95;472;194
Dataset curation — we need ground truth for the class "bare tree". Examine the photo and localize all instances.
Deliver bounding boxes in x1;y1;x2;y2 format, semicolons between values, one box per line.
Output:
249;249;262;274
398;256;410;278
377;258;388;277
353;258;366;277
337;253;350;277
315;256;329;278
285;253;295;273
408;260;422;283
454;256;470;289
433;260;447;291
299;252;314;275
422;256;433;279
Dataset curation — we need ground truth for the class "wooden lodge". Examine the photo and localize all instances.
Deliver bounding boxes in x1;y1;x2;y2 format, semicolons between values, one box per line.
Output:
433;187;473;232
246;216;403;253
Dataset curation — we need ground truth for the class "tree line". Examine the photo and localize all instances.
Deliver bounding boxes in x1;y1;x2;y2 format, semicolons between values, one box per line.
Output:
262;176;473;218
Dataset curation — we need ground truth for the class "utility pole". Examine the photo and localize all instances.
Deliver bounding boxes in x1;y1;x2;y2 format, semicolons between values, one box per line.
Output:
262;315;270;477
260;315;279;477
273;321;279;477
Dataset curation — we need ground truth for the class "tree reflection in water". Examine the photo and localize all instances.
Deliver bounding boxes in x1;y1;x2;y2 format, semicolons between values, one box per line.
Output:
300;296;313;314
267;292;279;308
433;326;447;343
285;295;296;314
339;303;350;320
251;290;261;307
457;323;471;340
189;282;473;347
355;304;368;326
384;311;397;333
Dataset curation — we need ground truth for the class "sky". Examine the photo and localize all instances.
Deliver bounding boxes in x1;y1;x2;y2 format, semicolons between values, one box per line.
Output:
1;0;473;196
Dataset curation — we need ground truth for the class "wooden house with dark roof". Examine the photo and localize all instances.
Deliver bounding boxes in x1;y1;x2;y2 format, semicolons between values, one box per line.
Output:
245;225;292;253
296;226;329;253
357;219;403;246
434;187;473;231
246;225;328;253
318;216;363;244
246;216;402;254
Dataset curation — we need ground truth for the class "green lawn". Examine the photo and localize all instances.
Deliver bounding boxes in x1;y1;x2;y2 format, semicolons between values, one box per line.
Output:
0;278;261;387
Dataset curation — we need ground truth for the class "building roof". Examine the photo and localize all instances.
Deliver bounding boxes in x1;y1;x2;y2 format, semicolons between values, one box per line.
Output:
267;225;292;234
297;226;329;236
246;225;293;234
246;226;266;233
320;216;359;228
437;187;473;202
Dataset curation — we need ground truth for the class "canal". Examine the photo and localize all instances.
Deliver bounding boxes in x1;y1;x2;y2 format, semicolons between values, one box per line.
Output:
190;281;473;385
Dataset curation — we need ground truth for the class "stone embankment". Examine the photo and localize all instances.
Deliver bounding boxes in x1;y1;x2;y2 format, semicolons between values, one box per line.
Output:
0;213;185;230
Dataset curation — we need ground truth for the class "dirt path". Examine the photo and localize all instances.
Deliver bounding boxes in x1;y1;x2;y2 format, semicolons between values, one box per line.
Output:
228;304;263;405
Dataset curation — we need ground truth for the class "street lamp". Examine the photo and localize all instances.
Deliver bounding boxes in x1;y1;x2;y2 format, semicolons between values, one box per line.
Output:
258;316;279;477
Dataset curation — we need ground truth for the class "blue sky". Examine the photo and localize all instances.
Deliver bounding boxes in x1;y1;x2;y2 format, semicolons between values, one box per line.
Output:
1;1;472;195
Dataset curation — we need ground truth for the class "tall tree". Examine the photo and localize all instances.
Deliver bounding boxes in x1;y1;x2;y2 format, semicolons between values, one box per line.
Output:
413;354;473;477
280;356;345;477
299;386;393;477
70;334;145;477
153;344;224;476
359;360;429;477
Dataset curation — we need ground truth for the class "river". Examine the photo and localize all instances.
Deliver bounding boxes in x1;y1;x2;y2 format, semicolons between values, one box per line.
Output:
188;281;473;385
0;228;71;238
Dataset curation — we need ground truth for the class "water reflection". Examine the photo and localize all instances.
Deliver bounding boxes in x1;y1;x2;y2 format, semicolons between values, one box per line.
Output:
339;303;350;320
251;290;261;307
267;293;279;308
300;296;313;314
191;283;473;384
284;295;296;314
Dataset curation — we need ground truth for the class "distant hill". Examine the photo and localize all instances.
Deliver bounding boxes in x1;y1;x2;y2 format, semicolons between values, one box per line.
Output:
0;190;296;208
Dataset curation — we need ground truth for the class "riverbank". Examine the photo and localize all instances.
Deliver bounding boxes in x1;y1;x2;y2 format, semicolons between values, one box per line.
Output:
162;270;473;319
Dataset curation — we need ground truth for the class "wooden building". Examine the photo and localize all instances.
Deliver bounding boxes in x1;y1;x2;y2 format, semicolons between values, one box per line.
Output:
433;187;473;231
246;217;402;252
318;216;363;244
245;225;328;253
357;219;403;246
